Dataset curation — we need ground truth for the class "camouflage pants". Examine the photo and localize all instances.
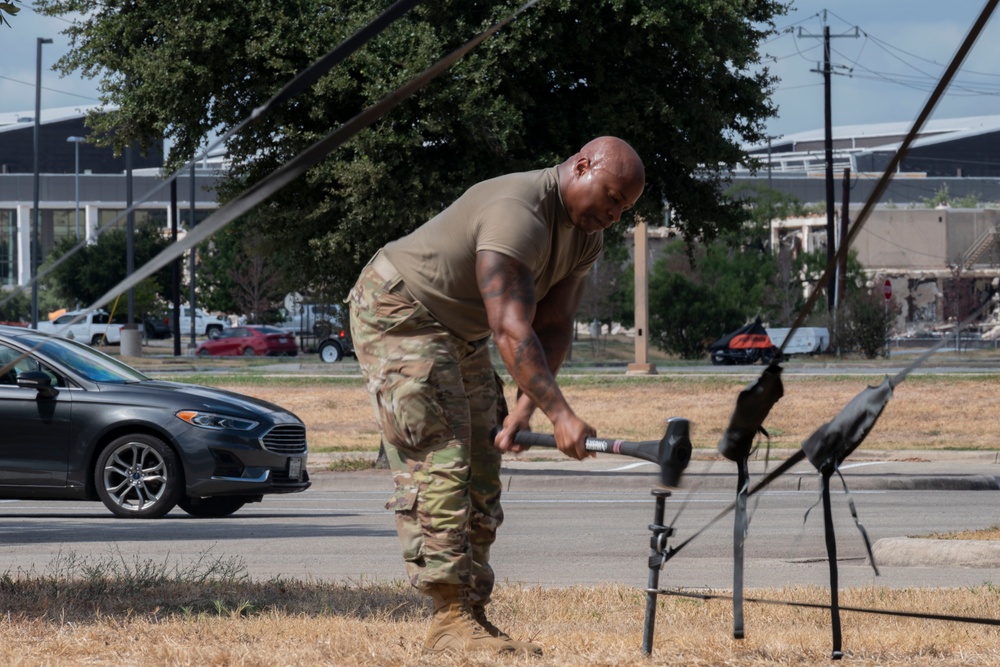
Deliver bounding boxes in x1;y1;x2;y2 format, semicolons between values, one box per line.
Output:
348;253;505;605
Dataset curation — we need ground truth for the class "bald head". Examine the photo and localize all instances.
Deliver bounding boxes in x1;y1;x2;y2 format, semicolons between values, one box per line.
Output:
558;136;646;234
578;136;645;188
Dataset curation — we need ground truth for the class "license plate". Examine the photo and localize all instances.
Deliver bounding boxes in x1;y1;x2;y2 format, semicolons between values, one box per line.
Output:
279;337;288;343
288;457;302;480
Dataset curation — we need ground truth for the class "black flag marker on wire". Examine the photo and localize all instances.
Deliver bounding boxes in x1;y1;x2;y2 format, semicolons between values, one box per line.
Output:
800;377;892;659
717;362;784;639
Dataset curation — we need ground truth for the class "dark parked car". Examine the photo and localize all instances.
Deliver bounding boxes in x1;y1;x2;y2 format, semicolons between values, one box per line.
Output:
143;314;172;340
0;326;310;518
195;326;298;358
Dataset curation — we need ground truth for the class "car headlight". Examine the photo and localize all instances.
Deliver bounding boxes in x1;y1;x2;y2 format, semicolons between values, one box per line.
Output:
175;410;259;431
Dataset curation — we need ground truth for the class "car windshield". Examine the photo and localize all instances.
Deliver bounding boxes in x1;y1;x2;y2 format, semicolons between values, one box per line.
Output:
14;332;149;383
257;326;286;334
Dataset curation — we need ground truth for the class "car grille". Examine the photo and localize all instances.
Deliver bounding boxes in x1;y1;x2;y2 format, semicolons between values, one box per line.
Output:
261;424;307;454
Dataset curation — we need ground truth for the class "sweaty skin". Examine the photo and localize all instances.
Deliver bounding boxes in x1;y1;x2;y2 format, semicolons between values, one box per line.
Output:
486;137;645;460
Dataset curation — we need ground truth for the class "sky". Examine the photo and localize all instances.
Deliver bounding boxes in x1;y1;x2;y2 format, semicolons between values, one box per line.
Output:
3;1;1000;140
761;1;1000;139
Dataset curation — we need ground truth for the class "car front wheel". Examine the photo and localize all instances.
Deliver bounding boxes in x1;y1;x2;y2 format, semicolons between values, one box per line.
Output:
178;496;249;518
207;325;223;339
91;334;105;346
95;434;183;518
242;347;256;357
319;341;343;363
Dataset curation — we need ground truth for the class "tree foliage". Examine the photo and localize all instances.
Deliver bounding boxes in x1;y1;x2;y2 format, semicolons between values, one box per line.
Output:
647;235;777;359
44;224;174;315
0;1;19;28
0;289;29;322
38;0;786;299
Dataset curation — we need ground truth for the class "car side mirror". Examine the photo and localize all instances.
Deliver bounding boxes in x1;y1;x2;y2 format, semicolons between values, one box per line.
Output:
17;370;59;398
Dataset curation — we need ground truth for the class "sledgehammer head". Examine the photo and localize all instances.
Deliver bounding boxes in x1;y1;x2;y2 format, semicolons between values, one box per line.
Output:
658;417;693;487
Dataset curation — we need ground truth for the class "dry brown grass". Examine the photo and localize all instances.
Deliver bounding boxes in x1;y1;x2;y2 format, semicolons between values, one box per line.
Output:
178;374;1000;454
2;558;999;667
929;526;1000;540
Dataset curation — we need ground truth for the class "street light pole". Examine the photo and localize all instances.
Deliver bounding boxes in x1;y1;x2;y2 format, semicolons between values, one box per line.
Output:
31;36;53;330
66;136;85;239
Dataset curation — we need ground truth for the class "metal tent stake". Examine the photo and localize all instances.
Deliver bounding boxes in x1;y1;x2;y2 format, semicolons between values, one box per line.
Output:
642;488;672;655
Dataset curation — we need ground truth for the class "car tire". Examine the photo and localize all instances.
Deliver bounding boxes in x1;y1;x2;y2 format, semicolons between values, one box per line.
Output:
207;325;223;340
94;434;183;519
178;496;249;518
242;347;256;357
710;350;727;366
197;348;212;357
319;341;343;363
91;334;105;346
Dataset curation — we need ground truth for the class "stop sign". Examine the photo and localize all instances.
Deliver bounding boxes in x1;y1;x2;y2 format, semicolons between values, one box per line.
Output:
883;279;892;301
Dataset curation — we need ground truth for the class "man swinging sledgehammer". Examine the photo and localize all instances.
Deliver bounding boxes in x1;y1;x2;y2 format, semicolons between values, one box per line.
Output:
349;137;645;656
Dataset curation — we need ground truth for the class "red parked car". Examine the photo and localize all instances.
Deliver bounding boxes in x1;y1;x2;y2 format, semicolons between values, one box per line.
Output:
195;325;297;357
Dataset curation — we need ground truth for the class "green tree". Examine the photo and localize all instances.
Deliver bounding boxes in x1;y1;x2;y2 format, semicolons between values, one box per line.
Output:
44;224;174;316
648;269;743;359
646;204;785;358
0;1;20;28
196;226;242;316
38;0;786;299
798;247;867;308
0;289;29;322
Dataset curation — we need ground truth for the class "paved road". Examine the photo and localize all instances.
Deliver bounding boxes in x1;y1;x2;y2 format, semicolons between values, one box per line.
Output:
0;457;997;592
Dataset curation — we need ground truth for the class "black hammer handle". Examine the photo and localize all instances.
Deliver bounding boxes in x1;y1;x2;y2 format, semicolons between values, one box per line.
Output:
510;431;660;465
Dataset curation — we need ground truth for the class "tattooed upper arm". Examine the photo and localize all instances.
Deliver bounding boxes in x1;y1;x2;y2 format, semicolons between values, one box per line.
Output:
476;250;536;333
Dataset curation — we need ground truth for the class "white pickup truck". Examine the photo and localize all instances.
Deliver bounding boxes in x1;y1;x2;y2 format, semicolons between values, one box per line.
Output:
166;306;229;339
35;310;131;346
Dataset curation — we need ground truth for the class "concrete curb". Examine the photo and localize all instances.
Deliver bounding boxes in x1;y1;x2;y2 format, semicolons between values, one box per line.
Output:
792;474;1000;492
873;537;1000;569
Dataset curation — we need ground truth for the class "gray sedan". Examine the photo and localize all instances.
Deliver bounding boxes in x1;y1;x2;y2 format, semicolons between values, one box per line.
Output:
0;325;310;518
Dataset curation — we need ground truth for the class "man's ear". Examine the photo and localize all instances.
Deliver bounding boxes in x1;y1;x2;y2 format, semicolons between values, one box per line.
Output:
573;156;591;177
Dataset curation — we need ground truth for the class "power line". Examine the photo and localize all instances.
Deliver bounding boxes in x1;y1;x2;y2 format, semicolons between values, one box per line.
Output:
0;74;101;103
761;10;822;45
774;82;823;93
770;42;821;62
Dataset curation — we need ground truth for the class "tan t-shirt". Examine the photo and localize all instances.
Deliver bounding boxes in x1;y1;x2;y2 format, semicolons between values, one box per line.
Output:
382;167;602;342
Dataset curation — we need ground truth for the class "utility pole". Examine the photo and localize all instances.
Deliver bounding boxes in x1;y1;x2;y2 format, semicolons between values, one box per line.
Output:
31;37;52;329
838;168;851;309
799;14;858;312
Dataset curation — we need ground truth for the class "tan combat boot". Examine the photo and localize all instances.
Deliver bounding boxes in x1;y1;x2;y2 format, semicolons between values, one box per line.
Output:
472;605;544;656
423;583;517;655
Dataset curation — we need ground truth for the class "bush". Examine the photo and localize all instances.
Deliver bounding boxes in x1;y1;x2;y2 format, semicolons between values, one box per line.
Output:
648;272;744;359
836;289;901;359
0;289;30;323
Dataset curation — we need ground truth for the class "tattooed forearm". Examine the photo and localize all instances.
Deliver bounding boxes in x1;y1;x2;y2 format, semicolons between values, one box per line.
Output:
514;337;560;412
